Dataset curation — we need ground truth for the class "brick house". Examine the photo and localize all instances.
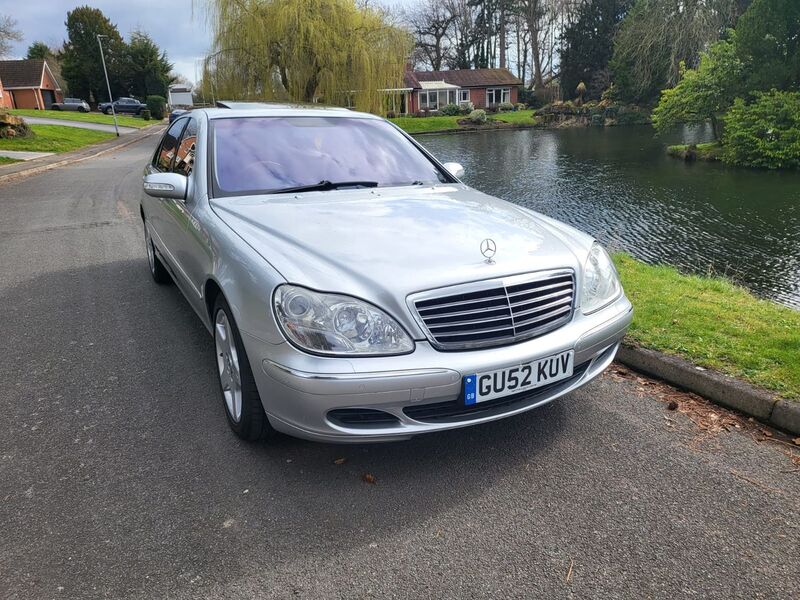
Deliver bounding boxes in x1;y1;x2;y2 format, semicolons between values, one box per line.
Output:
0;75;11;109
394;68;522;115
0;59;64;110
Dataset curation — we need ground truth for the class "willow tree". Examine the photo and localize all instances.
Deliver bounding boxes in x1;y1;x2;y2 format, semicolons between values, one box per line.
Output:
201;0;412;114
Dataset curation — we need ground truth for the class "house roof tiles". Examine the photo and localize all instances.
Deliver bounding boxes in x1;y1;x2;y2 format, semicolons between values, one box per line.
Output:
0;59;52;89
407;68;522;89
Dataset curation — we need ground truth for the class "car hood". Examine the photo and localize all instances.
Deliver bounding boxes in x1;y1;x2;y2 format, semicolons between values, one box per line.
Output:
210;185;593;333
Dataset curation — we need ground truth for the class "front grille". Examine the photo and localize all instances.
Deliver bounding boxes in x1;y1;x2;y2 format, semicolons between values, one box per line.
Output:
412;270;575;350
327;408;399;428
403;361;590;423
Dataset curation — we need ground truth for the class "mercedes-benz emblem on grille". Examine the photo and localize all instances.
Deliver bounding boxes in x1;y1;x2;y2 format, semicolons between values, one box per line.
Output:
480;238;497;263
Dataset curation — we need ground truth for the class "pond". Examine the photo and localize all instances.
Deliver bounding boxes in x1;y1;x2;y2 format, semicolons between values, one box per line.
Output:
418;125;800;309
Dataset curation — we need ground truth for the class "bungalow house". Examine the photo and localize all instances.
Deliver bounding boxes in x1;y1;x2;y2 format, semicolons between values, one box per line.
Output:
0;59;64;110
0;75;11;109
396;68;522;115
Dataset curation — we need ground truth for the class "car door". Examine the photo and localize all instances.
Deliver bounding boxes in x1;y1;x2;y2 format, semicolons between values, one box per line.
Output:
148;117;208;312
161;117;209;312
144;118;188;279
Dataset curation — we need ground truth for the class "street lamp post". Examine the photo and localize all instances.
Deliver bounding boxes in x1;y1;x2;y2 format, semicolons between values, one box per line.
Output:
96;34;120;137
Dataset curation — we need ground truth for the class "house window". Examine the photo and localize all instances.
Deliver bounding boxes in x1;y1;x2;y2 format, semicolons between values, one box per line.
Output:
420;89;459;111
459;89;470;104
487;88;511;106
420;90;439;110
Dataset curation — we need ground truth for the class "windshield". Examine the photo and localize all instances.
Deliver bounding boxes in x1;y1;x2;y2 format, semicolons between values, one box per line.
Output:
210;116;451;196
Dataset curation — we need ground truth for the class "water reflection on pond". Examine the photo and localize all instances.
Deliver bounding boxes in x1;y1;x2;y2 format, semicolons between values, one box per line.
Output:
419;125;800;309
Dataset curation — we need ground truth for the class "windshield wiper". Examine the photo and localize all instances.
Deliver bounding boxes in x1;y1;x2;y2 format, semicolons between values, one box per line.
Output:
271;180;379;194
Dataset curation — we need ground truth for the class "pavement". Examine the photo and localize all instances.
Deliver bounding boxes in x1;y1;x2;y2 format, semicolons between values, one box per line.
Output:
21;115;139;134
0;135;798;600
0;149;54;161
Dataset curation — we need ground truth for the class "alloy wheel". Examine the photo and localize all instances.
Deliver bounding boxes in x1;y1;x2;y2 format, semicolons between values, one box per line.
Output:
215;310;243;422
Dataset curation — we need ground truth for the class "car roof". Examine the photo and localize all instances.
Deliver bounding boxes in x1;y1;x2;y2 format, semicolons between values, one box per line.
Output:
196;102;381;121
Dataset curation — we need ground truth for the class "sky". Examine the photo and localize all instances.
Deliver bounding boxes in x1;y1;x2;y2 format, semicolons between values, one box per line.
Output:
0;0;413;87
0;0;213;85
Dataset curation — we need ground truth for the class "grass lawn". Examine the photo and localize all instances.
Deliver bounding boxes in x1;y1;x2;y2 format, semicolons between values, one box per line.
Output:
391;115;463;133
0;156;21;165
614;253;800;400
491;109;536;124
667;141;722;162
0;125;114;153
392;109;536;134
10;108;156;129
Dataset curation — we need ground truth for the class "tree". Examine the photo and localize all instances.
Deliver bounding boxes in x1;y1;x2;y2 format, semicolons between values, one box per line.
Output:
559;0;632;101
610;0;739;103
722;90;800;169
61;6;126;103
0;14;22;58
735;0;800;92
122;31;174;98
652;34;745;139
26;41;53;60
404;0;456;70
203;0;412;113
444;0;481;69
26;41;69;95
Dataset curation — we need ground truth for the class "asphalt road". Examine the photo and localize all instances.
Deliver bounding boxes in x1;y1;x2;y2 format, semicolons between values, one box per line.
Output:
1;136;798;599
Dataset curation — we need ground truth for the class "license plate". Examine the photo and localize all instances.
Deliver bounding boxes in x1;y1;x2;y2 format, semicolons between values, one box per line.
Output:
463;350;574;405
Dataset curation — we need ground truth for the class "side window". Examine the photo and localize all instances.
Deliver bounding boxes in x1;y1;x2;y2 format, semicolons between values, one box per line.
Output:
154;119;187;171
173;119;198;177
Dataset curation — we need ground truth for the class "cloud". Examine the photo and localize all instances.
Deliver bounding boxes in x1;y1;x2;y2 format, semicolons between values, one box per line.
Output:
1;0;210;84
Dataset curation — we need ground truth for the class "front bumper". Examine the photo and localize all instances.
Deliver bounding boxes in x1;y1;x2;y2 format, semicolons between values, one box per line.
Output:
246;295;633;442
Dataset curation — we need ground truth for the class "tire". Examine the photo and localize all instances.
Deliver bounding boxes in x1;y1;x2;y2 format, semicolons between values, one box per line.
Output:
52;105;61;111
143;220;171;284
213;296;274;442
80;107;89;113
103;108;111;115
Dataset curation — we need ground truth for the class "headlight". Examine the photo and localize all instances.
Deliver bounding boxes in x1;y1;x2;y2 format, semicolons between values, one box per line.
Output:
273;284;415;356
581;243;621;314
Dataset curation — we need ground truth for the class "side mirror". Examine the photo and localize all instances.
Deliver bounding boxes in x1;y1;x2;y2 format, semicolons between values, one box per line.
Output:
443;162;465;179
143;172;187;201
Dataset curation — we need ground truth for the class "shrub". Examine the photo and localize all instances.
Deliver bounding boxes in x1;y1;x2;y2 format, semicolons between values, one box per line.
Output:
459;102;474;115
722;90;800;169
498;101;515;112
468;109;487;124
439;103;461;116
141;109;152;121
146;95;167;120
515;103;526;111
518;88;539;108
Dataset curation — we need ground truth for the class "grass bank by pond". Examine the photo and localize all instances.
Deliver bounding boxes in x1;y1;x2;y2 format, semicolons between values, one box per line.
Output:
392;110;535;134
667;142;722;162
0;125;114;153
614;254;799;400
10;108;155;129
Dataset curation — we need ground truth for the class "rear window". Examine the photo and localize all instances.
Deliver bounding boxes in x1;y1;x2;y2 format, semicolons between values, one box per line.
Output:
210;116;450;196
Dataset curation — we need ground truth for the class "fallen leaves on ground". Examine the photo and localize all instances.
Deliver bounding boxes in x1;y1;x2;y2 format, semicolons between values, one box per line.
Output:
605;364;800;467
362;473;377;484
333;457;347;465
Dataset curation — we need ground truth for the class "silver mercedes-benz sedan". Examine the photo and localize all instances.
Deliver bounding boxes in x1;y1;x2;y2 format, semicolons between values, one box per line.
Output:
140;104;632;443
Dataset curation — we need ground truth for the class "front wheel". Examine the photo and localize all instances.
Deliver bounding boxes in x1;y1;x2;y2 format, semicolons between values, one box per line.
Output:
103;108;111;115
213;296;274;442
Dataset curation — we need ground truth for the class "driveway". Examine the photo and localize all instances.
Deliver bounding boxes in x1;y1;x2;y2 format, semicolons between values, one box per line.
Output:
0;136;797;599
21;115;138;134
